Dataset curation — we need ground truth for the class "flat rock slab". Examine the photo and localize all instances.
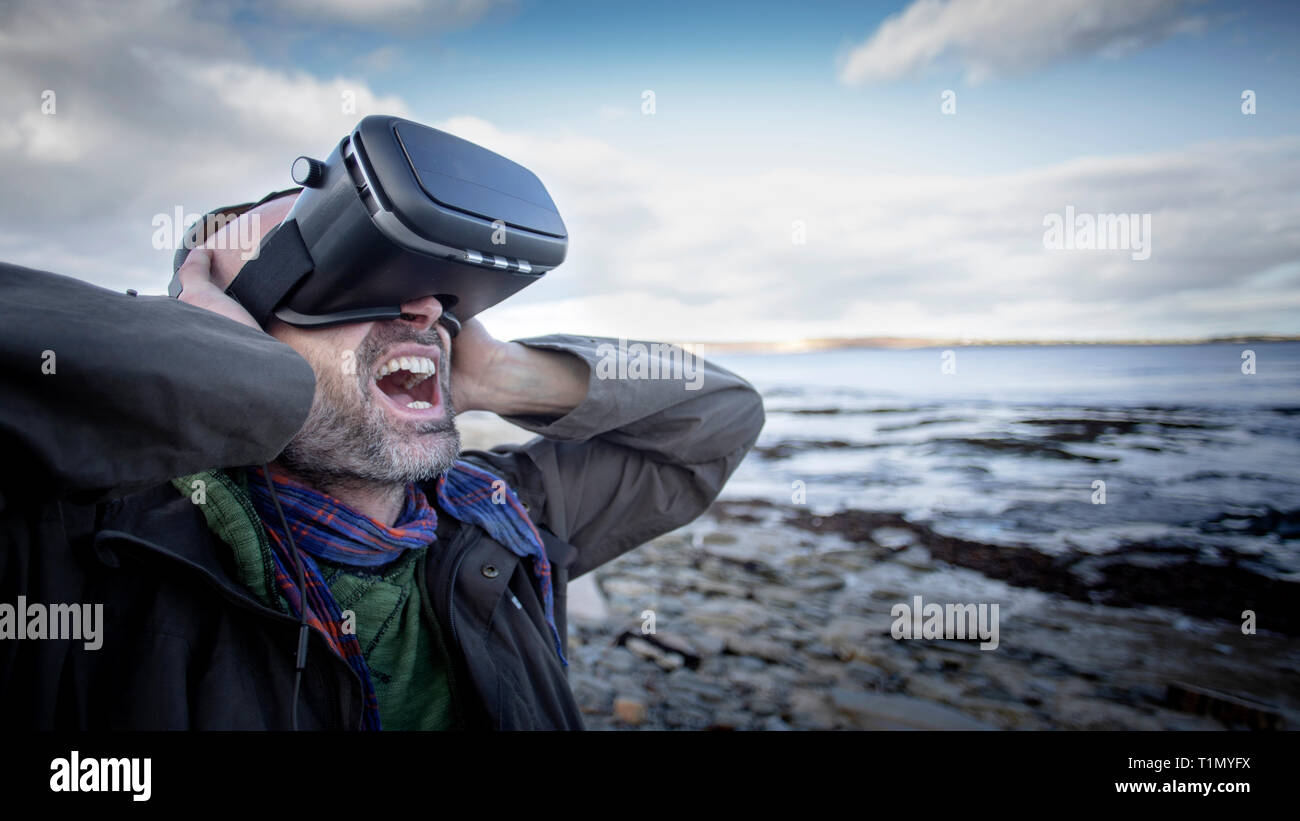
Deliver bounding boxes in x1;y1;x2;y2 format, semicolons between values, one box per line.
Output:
830;688;995;730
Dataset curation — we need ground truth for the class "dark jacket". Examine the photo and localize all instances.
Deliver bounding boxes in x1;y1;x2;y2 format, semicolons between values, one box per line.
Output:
0;262;765;729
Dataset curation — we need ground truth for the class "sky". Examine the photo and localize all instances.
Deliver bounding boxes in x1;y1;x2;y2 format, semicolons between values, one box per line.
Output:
1;0;1298;343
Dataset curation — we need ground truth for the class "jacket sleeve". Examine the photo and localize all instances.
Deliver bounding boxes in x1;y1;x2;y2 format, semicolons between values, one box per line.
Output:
463;334;765;578
0;262;316;503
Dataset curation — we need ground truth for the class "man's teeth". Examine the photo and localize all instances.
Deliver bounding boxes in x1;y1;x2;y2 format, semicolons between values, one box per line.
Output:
406;401;432;409
375;356;437;389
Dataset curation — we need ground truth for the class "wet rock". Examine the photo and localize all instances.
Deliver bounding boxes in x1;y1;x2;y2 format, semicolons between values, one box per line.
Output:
724;633;793;664
694;580;753;598
699;542;784;581
893;546;934;571
802;641;840;660
575;502;1299;731
963;698;1045;729
821;617;875;659
931;639;985;658
656;652;686;672
753;587;807;609
786;690;838;730
688;599;774;631
726;667;781;697
1162;680;1285;730
601;577;657;599
830;689;994;730
663;706;712;729
1154;710;1237;731
793;574;846;593
1053;698;1161;730
605;674;644;696
770;626;811;647
871;527;917;550
729;655;768;673
814;549;876;572
965;682;1028;704
795;666;839;688
746;696;782;716
708;710;752;730
600;648;638;675
688;632;727;657
570;672;614;714
624;636;662;662
615;630;703;671
904;675;968;705
763;715;793;731
647;631;703;660
838;660;886;690
666;670;729;703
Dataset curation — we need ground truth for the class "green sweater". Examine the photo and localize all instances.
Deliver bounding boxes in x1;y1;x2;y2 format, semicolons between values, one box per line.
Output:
172;469;460;730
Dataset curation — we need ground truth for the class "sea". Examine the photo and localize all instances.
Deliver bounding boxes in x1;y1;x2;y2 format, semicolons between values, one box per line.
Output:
709;342;1300;581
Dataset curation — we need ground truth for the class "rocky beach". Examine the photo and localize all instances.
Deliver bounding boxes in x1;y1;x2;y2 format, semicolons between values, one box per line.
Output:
563;497;1299;730
459;402;1300;731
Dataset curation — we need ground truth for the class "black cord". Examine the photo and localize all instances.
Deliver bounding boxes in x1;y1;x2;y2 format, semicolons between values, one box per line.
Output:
261;463;310;731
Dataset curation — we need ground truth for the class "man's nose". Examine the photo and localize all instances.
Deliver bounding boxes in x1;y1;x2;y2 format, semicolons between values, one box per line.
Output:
397;295;443;332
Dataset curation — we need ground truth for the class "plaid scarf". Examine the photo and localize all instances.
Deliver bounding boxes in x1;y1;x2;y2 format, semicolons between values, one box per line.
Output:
247;460;565;731
436;460;567;666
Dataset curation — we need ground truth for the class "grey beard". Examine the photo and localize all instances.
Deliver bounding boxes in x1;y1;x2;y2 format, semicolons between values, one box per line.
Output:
276;327;462;493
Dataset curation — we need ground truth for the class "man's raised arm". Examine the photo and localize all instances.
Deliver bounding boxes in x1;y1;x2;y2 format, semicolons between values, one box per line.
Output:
0;259;315;502
462;334;765;578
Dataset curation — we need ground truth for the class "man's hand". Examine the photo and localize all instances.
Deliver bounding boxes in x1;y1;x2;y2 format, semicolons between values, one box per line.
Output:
175;249;260;331
450;318;589;417
448;318;512;412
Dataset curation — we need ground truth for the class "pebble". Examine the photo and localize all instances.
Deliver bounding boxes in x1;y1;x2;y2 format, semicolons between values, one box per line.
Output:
870;527;917;550
570;672;615;714
724;634;791;664
613;697;648;725
601;577;657;599
663;706;712;729
624;636;660;660
600;647;638;675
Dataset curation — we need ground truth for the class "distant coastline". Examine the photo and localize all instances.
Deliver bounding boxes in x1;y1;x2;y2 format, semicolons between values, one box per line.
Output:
691;334;1300;355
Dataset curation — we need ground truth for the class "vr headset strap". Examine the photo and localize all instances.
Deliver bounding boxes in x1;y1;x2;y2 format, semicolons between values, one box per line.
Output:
224;219;315;327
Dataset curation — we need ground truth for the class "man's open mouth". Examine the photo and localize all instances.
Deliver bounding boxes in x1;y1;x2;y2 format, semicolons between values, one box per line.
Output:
372;353;442;416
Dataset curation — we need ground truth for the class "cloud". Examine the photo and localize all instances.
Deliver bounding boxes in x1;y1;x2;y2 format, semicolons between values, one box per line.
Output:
0;0;409;289
354;45;402;73
437;123;1300;342
274;0;511;28
2;1;1294;343
839;0;1206;85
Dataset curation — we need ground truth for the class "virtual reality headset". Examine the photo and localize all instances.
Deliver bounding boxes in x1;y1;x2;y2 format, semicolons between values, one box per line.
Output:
169;115;567;336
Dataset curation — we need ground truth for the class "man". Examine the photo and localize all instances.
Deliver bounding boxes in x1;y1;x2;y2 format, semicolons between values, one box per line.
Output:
0;191;765;730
